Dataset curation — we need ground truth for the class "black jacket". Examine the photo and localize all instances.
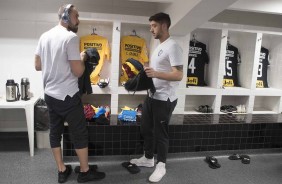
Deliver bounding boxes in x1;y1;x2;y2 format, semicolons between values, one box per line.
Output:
78;48;100;94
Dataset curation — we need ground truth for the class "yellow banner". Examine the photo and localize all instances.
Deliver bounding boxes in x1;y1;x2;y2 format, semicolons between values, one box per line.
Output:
223;79;234;87
256;80;264;88
187;77;198;85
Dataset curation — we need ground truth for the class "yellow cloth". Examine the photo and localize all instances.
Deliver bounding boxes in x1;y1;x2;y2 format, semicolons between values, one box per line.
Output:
120;35;149;65
125;62;139;75
90;105;98;113
120;66;129;84
80;35;111;84
121;106;134;111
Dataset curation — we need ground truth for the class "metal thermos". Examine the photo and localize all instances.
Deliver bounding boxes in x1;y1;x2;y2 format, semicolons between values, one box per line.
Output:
6;79;20;102
21;78;30;101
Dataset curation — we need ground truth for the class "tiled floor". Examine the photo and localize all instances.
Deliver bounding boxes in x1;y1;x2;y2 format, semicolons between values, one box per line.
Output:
1;113;282;183
1;148;282;184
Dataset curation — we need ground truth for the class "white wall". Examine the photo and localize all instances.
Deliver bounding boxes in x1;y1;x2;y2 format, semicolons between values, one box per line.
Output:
0;0;157;130
0;0;159;98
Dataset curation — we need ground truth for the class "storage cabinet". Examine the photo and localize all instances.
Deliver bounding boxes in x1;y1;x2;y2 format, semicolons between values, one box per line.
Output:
118;94;145;113
183;24;282;115
78;20;113;81
190;28;225;89
253;96;281;114
78;14;282;115
261;33;282;89
184;95;216;114
82;94;111;108
78;16;151;115
221;95;249;112
226;30;258;89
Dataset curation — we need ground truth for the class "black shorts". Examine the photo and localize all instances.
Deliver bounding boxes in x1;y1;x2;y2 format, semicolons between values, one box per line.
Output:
44;92;88;149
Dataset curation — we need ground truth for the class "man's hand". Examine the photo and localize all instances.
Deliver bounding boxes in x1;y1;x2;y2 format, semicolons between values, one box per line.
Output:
80;51;87;62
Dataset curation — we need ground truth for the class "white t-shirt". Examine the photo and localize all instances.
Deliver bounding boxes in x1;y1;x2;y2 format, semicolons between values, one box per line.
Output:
35;25;81;100
149;37;183;101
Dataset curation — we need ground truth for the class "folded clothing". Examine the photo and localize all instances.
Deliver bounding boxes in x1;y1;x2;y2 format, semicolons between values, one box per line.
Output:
118;110;137;122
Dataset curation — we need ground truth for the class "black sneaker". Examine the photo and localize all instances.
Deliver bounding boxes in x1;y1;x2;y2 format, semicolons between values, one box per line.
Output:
58;165;72;183
77;169;106;183
74;165;98;173
227;105;237;112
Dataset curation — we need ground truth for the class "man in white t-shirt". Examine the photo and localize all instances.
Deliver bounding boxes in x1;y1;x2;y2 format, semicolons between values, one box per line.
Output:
130;12;183;183
35;4;105;183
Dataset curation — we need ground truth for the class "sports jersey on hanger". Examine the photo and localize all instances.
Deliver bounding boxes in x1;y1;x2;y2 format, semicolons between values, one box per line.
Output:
80;35;111;84
120;35;149;65
223;44;241;87
256;47;270;88
187;40;209;86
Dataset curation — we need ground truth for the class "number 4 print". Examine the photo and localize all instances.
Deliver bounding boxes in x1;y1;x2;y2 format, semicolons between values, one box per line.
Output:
189;58;196;74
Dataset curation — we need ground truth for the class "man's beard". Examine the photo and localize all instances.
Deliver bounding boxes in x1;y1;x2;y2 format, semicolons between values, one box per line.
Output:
154;33;160;39
68;23;78;33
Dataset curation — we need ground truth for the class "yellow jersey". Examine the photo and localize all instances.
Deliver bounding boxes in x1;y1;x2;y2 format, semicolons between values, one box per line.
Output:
120;35;149;65
80;35;111;84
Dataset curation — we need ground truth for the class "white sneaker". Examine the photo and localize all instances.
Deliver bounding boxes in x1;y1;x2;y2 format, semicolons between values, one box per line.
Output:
241;105;246;113
149;162;166;183
130;155;154;167
236;105;242;113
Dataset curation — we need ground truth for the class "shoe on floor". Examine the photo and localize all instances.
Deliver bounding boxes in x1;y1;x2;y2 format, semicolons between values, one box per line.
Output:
130;155;154;167
74;165;98;173
240;155;251;164
205;156;221;169
228;153;241;160
149;162;166;183
77;169;106;183
58;165;72;183
121;161;141;174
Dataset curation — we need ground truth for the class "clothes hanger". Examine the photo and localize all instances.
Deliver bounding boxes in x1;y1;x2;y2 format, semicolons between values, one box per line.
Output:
227;36;231;46
130;29;140;37
91;28;97;35
191;33;198;46
192;34;198;42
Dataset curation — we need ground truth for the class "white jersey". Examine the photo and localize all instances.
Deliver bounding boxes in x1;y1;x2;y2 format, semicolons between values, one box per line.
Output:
35;25;81;100
149;37;183;101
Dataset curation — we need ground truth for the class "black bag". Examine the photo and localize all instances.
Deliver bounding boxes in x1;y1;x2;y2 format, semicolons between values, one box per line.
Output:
126;58;143;71
34;99;50;131
85;48;100;68
124;69;156;94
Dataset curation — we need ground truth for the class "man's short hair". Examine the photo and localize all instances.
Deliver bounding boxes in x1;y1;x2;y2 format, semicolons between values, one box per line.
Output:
149;12;171;28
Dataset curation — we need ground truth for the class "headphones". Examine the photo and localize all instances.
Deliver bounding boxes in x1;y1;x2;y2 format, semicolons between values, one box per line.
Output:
61;4;73;24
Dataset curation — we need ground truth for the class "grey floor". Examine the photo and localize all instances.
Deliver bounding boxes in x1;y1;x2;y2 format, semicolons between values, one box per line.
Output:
1;149;282;184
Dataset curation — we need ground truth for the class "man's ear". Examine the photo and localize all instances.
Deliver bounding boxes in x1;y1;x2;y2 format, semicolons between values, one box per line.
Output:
162;23;168;31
